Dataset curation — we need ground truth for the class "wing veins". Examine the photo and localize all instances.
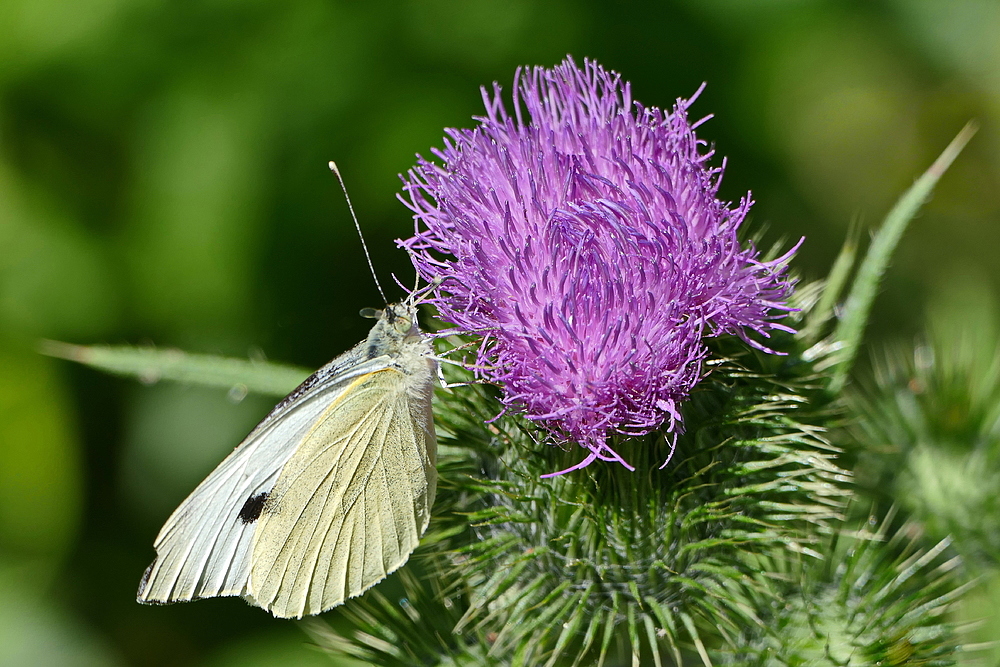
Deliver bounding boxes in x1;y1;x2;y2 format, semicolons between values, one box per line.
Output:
252;384;392;611
305;401;397;609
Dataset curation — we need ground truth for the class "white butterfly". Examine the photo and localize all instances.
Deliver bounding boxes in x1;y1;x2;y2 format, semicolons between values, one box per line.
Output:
136;302;438;619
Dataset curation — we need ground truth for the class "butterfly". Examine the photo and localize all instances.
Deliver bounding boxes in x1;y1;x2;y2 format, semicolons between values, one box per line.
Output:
136;301;438;619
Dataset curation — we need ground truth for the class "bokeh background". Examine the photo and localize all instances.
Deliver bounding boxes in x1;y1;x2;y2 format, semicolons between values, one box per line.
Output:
1;1;999;665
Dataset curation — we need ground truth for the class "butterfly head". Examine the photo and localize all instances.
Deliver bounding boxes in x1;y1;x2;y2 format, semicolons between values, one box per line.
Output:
384;303;419;337
360;302;423;347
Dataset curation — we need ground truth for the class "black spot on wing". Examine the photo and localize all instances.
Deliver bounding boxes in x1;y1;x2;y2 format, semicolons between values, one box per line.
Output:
238;492;269;524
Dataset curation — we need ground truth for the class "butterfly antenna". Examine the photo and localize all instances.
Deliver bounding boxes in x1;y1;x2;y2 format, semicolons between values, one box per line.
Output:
329;161;387;304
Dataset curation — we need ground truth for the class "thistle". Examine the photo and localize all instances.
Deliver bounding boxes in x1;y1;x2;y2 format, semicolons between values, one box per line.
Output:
399;57;799;474
316;58;852;664
718;514;966;667
850;289;1000;569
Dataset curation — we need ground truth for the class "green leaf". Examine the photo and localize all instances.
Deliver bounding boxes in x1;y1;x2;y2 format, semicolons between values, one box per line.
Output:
39;340;311;397
828;122;978;394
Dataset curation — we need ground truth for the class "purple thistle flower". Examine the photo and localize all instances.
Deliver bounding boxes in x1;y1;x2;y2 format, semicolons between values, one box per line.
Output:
399;57;799;474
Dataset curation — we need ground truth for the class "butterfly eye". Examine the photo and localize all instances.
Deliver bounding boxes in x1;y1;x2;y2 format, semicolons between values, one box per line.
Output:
394;316;412;333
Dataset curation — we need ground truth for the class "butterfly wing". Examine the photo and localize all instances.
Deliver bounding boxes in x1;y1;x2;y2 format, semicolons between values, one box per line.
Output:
246;367;437;619
136;350;394;606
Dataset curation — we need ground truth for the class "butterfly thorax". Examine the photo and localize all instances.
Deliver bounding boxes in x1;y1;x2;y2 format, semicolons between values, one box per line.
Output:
365;303;436;393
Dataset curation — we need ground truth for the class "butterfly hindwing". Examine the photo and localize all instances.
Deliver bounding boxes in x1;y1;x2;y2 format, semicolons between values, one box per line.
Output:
246;367;437;619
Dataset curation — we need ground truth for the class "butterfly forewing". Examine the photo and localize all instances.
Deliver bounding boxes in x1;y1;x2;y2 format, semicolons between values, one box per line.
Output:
246;367;436;618
137;383;347;604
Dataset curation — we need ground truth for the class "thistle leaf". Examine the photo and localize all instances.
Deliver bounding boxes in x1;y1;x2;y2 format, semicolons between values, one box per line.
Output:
800;222;859;347
829;122;978;394
39;340;310;396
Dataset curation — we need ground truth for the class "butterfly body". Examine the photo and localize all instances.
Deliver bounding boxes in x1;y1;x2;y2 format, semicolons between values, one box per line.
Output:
137;303;437;618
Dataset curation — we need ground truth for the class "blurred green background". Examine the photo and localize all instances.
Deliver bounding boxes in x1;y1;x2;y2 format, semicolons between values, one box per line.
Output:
1;1;998;665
